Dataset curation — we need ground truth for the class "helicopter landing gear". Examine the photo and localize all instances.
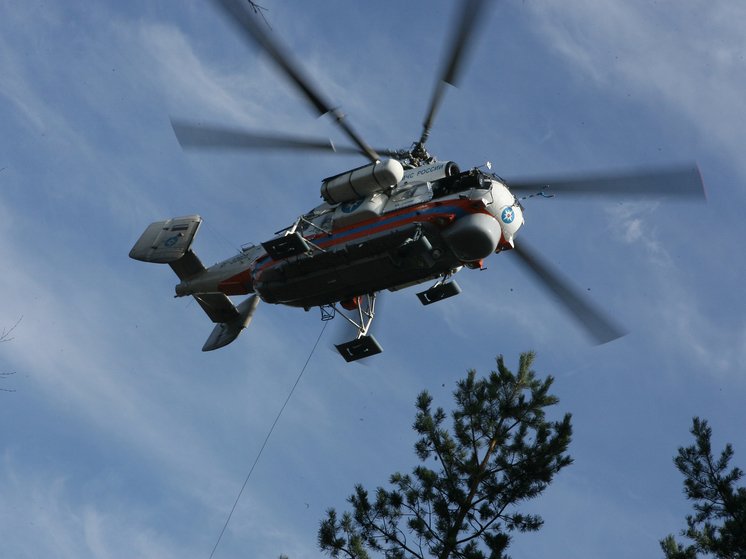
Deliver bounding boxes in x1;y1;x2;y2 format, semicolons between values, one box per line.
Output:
326;293;383;362
335;336;383;363
417;274;462;305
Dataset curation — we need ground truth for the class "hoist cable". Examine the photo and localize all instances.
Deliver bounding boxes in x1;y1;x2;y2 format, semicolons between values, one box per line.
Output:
208;321;328;559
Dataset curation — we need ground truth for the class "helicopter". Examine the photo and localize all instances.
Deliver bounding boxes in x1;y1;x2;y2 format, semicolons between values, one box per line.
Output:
130;0;705;362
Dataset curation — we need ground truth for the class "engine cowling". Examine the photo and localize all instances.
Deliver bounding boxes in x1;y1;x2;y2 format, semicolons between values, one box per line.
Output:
321;159;404;205
399;161;460;184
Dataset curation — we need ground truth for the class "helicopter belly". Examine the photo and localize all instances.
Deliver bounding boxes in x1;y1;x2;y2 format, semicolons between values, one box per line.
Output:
253;221;459;308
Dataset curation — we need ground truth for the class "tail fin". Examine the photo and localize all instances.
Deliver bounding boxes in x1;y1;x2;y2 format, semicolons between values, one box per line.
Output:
129;215;202;264
130;215;208;282
201;295;260;351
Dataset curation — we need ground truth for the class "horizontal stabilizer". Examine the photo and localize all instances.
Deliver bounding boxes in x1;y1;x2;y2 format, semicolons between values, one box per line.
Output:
202;295;260;352
130;215;202;263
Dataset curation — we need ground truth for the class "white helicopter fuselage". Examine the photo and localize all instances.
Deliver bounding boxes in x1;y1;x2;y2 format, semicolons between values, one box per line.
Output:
130;159;523;356
172;160;523;309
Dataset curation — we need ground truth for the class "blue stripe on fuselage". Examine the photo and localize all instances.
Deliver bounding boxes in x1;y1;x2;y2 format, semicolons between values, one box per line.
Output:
252;203;470;278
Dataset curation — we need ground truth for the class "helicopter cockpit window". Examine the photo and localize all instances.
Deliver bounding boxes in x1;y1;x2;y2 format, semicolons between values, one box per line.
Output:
432;172;487;199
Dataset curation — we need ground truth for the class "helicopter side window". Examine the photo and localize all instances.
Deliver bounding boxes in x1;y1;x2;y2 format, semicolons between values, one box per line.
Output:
432;173;483;198
432;175;458;198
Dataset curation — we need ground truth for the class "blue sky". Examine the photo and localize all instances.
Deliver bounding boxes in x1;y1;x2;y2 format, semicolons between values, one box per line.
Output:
1;0;745;557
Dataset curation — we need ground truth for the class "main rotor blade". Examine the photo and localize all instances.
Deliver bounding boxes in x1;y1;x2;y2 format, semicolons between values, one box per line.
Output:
420;0;492;147
209;0;379;162
511;238;628;345
170;119;363;154
507;164;705;200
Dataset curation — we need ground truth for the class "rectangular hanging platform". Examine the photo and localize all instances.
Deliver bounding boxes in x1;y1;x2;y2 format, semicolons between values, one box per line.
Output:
417;280;461;305
335;335;383;362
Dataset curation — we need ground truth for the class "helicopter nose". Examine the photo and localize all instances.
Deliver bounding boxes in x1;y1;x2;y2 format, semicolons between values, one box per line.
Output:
442;212;504;262
497;203;524;247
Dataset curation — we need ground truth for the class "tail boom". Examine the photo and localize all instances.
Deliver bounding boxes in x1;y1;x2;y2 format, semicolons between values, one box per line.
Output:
130;215;260;351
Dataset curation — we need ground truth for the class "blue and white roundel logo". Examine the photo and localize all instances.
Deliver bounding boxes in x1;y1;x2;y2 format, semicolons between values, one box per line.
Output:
341;197;365;214
164;236;179;247
501;207;515;224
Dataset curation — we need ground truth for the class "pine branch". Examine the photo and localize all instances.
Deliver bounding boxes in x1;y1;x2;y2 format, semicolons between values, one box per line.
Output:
317;352;573;559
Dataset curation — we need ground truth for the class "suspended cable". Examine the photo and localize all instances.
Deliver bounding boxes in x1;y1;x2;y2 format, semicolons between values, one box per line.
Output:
208;321;328;559
204;219;242;256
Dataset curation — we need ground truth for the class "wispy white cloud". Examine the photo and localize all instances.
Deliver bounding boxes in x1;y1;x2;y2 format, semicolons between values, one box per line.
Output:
604;201;671;265
526;0;746;175
1;1;745;559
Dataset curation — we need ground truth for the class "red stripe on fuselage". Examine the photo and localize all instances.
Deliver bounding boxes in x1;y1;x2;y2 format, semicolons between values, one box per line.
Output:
223;198;488;294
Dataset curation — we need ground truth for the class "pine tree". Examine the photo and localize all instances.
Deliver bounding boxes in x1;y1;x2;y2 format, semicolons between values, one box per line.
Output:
318;352;573;559
661;417;746;559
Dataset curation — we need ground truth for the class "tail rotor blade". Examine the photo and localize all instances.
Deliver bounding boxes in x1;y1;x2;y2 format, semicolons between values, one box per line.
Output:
511;238;628;345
